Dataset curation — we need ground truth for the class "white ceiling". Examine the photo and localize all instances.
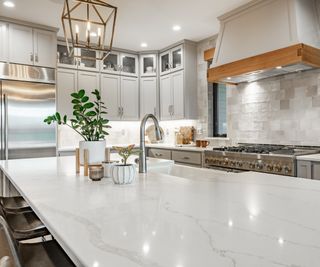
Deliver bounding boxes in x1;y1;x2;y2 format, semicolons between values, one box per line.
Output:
0;0;251;51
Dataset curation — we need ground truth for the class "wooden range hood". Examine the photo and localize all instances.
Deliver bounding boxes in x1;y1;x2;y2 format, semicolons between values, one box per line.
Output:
208;0;320;84
208;43;320;84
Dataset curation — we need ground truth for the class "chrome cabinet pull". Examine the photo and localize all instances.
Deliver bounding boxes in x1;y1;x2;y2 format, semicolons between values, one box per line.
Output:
30;53;34;62
155;153;163;157
183;156;190;160
35;53;39;62
118;107;122;116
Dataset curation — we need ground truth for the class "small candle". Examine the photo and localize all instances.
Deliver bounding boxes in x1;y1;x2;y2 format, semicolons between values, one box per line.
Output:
97;27;101;47
75;24;79;44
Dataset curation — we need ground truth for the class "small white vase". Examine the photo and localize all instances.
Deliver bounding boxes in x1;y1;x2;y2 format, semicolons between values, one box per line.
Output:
79;140;106;165
111;164;136;185
102;162;116;178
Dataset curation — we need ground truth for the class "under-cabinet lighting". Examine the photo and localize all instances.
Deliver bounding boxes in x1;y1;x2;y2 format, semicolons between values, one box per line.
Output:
3;1;15;7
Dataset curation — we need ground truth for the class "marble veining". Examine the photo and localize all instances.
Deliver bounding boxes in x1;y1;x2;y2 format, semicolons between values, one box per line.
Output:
1;157;320;267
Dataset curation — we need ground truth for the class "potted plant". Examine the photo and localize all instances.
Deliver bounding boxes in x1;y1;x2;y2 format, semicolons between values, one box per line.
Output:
44;89;111;165
111;145;140;184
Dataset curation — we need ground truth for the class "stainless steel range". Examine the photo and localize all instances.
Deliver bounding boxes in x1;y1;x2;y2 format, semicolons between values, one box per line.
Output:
204;144;319;176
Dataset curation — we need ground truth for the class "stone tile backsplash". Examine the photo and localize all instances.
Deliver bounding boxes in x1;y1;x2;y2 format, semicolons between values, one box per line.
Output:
227;69;320;146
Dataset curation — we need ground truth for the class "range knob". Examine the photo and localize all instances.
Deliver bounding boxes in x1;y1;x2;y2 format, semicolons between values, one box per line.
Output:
237;161;243;167
223;159;229;166
266;164;273;171
274;165;282;172
283;166;291;174
230;161;236;167
249;162;256;169
256;162;263;170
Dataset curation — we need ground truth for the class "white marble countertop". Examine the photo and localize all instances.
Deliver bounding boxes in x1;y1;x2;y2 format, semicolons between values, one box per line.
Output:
297;153;320;162
1;157;320;267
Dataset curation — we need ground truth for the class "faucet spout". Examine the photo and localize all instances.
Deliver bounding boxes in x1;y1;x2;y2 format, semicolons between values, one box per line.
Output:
139;114;162;173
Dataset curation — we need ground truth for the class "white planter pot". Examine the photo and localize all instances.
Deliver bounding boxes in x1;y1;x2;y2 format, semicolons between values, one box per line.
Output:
111;164;136;184
79;140;106;165
102;162;116;178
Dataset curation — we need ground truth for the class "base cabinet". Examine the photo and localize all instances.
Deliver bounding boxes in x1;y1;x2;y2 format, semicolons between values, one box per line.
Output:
297;160;320;180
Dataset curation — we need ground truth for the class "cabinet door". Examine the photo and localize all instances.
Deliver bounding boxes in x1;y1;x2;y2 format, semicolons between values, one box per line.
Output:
77;48;99;71
8;24;34;65
57;69;77;118
297;161;312;179
160;75;172;120
77;71;100;92
140;54;156;77
100;74;121;121
172;71;184;119
0;22;8;62
121;53;138;77
159;50;171;76
120;76;139;120
33;29;57;68
140;77;157;117
101;52;120;74
57;43;76;68
171;45;184;72
312;163;320;180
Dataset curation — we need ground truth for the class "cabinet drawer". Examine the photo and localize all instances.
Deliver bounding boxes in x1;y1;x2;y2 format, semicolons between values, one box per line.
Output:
148;148;171;160
172;151;202;165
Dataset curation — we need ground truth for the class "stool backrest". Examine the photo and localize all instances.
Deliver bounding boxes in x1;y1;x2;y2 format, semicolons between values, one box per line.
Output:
0;217;22;267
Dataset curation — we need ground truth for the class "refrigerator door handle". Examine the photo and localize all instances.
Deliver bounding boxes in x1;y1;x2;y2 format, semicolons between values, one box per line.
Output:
3;94;8;160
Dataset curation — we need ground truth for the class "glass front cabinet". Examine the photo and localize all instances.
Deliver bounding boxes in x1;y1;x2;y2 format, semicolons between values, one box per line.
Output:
101;52;138;77
160;44;183;76
76;48;99;71
101;52;121;75
140;54;157;77
57;43;77;68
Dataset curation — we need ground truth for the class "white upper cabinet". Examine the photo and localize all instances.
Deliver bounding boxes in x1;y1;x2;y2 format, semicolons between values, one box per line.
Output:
140;77;157;117
76;48;99;71
121;76;139;120
77;71;100;91
160;75;172;120
7;23;57;68
160;44;183;76
57;69;77;118
101;52;121;75
171;71;184;119
121;53;138;77
140;54;157;77
57;43;77;69
0;22;8;62
8;24;34;65
33;29;56;68
100;74;121;121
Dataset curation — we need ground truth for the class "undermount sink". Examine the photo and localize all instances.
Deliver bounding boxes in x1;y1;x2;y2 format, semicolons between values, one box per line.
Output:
151;163;230;180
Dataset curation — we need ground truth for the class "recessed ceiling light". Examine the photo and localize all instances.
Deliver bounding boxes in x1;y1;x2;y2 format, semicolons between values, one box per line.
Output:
276;66;282;69
227;77;231;80
172;25;181;31
141;42;148;48
3;1;15;7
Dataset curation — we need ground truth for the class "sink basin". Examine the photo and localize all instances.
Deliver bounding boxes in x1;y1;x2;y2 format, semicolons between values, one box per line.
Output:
151;164;230;180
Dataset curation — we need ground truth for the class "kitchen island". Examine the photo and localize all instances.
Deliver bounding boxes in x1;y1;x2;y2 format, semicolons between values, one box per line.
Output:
0;157;320;267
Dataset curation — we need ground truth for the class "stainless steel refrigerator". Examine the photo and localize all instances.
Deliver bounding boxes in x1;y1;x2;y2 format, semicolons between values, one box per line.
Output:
0;62;56;160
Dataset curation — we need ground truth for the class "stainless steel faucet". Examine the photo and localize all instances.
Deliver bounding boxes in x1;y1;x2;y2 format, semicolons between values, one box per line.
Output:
139;114;162;173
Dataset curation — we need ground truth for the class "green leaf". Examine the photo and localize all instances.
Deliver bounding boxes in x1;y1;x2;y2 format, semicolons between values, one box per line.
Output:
55;112;61;121
72;99;81;104
63;115;67;124
78;89;85;98
83;102;94;109
81;96;89;103
85;111;97;117
71;92;79;98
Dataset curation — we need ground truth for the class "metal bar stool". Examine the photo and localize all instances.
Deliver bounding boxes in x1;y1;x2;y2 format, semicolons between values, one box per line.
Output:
0;196;31;213
0;206;49;241
0;216;75;267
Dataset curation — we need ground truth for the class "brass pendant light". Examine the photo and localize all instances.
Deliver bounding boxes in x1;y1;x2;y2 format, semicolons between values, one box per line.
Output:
61;0;117;61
